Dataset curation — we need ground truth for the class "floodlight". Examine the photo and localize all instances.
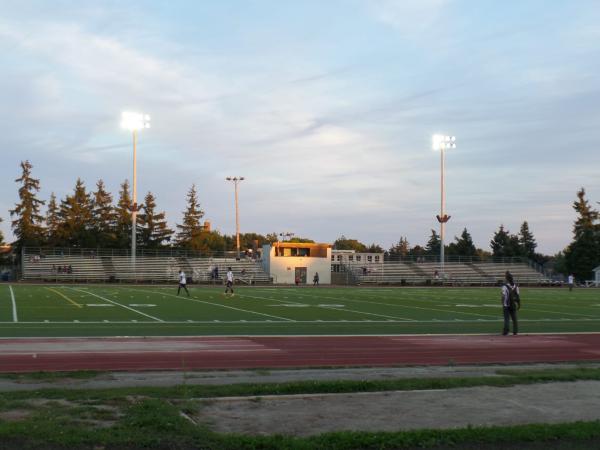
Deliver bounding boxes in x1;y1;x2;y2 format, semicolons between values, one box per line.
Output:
121;111;151;131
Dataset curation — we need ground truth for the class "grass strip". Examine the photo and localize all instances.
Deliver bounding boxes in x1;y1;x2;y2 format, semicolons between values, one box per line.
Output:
2;367;600;402
0;398;600;449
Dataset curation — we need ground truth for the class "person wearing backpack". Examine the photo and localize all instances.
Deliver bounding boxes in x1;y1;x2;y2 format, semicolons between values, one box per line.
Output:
501;271;520;335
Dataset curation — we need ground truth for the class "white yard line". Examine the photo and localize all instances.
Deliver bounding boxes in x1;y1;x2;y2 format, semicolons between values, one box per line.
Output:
289;291;499;319
8;285;18;322
65;287;164;322
128;288;296;322
239;292;415;321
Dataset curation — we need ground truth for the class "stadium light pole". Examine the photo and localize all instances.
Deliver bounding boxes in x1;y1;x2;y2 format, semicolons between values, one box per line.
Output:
226;176;244;259
121;112;151;266
432;134;456;282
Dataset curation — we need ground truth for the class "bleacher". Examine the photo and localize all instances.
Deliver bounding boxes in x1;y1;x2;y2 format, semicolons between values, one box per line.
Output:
22;249;271;284
347;259;551;286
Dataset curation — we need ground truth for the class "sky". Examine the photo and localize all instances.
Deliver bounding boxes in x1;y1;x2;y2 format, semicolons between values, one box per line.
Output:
1;0;599;254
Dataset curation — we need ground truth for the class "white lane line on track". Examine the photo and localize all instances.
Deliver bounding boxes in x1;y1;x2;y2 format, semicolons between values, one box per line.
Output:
127;288;296;322
65;287;164;322
9;285;18;322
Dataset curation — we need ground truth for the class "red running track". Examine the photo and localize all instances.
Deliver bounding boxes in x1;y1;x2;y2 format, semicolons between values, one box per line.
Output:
1;334;600;373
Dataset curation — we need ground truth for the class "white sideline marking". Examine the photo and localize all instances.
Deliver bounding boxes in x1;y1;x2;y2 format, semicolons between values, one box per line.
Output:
129;304;156;307
87;304;115;307
66;287;164;322
130;288;296;322
9;285;18;322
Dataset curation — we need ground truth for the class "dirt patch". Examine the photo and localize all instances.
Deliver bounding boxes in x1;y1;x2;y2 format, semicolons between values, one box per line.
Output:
193;380;600;436
0;409;32;422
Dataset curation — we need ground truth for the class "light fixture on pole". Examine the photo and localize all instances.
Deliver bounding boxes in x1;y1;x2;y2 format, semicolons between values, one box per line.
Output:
279;232;295;242
432;134;456;282
226;176;244;259
121;111;151;266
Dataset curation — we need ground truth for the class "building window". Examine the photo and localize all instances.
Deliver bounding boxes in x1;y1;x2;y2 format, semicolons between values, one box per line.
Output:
348;255;353;261
367;255;373;262
356;255;361;262
337;255;342;261
331;255;334;261
375;255;380;262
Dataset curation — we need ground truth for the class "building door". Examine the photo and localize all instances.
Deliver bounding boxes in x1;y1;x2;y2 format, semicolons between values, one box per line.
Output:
295;267;307;284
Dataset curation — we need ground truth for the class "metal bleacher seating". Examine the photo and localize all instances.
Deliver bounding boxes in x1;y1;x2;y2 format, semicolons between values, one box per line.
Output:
21;248;271;284
347;259;551;286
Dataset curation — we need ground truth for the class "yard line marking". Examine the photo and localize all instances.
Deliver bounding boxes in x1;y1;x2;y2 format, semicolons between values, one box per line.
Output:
127;288;295;322
289;291;498;319
45;287;83;309
8;286;18;322
239;292;415;321
65;287;163;322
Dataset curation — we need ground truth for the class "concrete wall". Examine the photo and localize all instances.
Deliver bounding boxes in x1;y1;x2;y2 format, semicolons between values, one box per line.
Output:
263;245;332;284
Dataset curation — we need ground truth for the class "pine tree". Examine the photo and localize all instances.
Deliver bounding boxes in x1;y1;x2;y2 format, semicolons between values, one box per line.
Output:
490;225;521;257
425;229;441;255
138;192;173;248
45;193;61;246
92;180;117;248
10;160;45;251
388;237;410;259
518;221;537;259
564;188;600;280
114;180;133;249
175;185;205;250
57;178;94;247
453;228;477;257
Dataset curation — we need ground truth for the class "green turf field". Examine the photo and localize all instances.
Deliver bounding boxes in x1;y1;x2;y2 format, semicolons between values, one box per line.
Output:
0;284;599;337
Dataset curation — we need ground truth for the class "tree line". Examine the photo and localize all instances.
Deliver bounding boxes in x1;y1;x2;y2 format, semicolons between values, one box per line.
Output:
333;222;539;262
5;161;280;256
2;161;599;278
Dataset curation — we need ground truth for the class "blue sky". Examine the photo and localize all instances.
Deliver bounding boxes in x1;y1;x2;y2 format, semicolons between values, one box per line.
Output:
1;0;599;254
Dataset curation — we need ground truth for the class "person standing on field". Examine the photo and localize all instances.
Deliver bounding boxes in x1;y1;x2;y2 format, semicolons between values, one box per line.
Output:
567;274;574;292
313;272;319;286
501;271;520;335
177;269;190;297
224;267;234;297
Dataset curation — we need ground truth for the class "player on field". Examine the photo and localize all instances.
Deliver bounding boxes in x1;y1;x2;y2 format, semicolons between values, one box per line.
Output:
177;269;190;297
224;267;234;297
501;271;520;335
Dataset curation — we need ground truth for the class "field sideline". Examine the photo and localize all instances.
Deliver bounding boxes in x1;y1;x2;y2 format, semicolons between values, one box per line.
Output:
0;284;599;338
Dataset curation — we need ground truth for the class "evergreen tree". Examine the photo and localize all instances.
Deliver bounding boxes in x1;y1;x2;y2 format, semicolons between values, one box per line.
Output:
114;180;133;249
425;229;441;255
518;221;537;259
387;237;410;259
564;188;600;280
10;160;45;251
0;217;4;246
91;180;117;248
57;178;94;247
138;191;173;248
45;193;61;247
490;225;521;257
453;228;477;257
366;243;384;253
175;185;205;250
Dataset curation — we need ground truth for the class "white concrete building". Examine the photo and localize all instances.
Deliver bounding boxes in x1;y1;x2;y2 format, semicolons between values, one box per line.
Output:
262;243;332;284
594;266;600;287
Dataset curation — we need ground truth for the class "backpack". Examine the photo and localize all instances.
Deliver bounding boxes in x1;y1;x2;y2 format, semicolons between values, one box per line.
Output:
507;284;521;309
